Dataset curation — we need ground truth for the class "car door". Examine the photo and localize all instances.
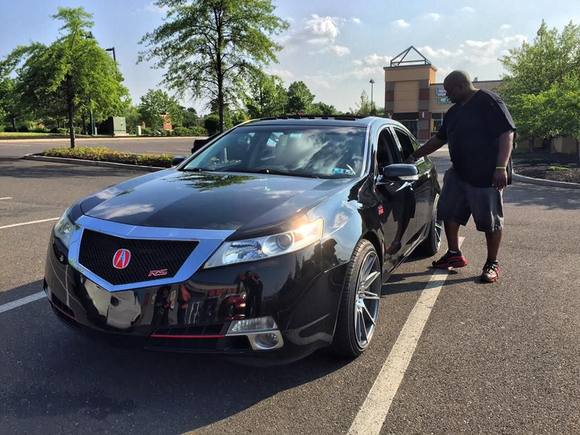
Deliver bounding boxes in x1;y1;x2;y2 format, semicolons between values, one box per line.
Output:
374;126;417;270
392;126;433;243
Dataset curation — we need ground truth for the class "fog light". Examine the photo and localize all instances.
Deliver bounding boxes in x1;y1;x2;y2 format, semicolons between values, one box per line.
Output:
254;332;279;348
227;316;277;335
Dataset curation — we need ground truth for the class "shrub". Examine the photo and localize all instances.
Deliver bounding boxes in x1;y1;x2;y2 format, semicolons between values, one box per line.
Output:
173;127;193;136
204;114;220;135
190;126;207;136
41;147;173;168
18;125;29;132
4;126;16;132
31;127;49;133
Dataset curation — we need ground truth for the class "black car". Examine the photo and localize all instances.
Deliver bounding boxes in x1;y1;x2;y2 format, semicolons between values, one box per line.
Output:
44;116;441;363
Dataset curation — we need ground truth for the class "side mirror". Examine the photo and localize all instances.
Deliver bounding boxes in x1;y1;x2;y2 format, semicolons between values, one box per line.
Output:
381;164;419;181
172;156;186;166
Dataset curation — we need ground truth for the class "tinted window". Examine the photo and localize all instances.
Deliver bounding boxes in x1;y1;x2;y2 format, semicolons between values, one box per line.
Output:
377;128;401;167
394;129;416;160
183;125;367;178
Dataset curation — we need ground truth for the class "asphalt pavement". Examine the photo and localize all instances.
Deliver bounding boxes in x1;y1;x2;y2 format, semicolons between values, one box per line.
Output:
0;150;578;434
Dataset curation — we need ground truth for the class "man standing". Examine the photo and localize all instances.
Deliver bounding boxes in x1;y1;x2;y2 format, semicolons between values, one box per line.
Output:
409;71;515;283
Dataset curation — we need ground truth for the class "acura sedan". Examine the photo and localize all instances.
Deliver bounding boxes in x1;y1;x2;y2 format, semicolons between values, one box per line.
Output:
44;116;441;363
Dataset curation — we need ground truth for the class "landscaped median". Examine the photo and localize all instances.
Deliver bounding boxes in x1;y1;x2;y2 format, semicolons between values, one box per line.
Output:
23;147;175;171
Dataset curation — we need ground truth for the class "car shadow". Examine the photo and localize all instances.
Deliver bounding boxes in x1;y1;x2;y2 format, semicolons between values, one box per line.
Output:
0;280;350;433
0;159;144;179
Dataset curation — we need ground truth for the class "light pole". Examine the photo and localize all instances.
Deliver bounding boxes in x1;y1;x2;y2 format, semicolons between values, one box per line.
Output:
369;78;375;113
105;47;116;63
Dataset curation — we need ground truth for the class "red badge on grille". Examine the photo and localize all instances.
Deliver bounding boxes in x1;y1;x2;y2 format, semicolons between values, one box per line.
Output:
113;249;131;269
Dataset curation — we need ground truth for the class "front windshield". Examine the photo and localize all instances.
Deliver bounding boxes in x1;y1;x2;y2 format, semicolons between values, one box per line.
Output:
182;125;367;178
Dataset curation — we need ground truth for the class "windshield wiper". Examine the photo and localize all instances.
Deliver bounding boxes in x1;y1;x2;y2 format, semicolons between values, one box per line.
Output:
180;167;216;172
230;168;321;178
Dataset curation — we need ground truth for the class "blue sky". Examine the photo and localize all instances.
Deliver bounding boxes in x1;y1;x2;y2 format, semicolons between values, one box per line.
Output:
1;0;578;112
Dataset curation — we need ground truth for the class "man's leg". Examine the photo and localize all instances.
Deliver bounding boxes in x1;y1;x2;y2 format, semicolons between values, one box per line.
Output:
485;229;502;261
444;220;461;252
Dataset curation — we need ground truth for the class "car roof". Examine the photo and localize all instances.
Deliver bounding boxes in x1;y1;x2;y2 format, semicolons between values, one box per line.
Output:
243;115;400;128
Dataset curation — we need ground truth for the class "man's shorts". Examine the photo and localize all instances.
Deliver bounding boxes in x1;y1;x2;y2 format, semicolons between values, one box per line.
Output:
437;168;503;232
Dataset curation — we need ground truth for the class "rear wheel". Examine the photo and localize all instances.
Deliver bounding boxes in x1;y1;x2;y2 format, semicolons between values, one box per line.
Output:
332;239;382;358
416;193;442;257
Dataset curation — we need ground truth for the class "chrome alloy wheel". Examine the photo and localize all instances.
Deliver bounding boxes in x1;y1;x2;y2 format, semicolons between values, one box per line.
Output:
353;250;381;348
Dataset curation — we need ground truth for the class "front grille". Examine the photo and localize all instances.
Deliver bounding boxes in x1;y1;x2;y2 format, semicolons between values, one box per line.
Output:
79;229;197;285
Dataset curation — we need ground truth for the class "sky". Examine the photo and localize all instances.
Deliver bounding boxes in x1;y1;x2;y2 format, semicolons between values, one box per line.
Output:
1;0;578;113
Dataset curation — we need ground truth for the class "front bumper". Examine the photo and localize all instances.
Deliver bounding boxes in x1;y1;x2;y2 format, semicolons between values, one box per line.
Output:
44;228;349;362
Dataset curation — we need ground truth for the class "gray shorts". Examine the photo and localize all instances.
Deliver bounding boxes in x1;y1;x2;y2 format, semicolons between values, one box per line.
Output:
438;168;504;232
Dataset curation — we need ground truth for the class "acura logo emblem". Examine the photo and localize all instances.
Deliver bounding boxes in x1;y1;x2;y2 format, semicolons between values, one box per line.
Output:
112;249;131;269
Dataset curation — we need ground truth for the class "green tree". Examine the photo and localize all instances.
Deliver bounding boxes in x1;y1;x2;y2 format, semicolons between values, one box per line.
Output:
350;91;372;116
181;107;199;128
139;89;183;130
286;81;315;114
500;20;580;158
245;73;287;118
310;101;337;116
10;7;128;147
140;0;288;133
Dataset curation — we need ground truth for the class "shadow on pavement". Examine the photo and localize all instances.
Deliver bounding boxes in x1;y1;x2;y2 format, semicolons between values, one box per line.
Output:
0;280;349;433
505;183;580;210
0;160;140;179
382;270;476;296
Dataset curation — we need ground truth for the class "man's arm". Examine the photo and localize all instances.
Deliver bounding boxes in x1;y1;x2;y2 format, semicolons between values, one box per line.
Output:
492;130;514;190
409;135;446;161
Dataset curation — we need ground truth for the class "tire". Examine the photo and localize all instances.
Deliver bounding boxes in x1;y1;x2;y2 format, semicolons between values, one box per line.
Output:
416;193;442;257
332;239;382;358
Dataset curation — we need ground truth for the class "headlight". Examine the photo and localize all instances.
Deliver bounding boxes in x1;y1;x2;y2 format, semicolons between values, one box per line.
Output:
204;218;323;268
53;209;75;248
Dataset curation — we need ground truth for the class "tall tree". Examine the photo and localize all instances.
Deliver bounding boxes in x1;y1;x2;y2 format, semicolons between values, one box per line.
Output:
245;73;287;118
350;91;372;116
11;7;128;147
140;0;288;133
139;89;183;129
286;81;315;114
500;21;580;157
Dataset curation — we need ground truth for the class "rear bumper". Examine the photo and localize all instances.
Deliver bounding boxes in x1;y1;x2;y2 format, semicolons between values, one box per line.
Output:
44;232;349;362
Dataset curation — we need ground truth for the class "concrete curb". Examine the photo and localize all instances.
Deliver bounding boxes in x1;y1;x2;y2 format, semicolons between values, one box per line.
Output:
513;171;580;189
21;154;165;172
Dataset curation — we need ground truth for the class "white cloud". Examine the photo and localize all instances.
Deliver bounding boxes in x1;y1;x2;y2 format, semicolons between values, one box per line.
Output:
304;14;340;45
361;53;392;66
461;6;476;13
419;45;464;59
330;45;351;56
500;24;511;30
392;19;410;29
425;13;441;22
351;17;362;24
350;66;384;79
267;68;294;82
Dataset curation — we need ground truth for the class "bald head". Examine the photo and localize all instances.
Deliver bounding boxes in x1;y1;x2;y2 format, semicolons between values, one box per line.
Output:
443;70;476;104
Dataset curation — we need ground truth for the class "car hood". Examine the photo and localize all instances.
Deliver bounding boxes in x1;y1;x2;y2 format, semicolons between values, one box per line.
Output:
80;169;353;232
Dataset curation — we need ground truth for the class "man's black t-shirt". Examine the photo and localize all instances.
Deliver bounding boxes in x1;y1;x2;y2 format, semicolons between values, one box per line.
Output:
436;89;516;187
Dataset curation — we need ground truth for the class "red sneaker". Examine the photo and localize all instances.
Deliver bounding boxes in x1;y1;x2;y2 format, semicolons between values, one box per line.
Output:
432;250;468;269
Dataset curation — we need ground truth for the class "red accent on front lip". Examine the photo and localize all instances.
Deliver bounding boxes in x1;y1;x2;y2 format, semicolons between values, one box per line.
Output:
150;334;225;339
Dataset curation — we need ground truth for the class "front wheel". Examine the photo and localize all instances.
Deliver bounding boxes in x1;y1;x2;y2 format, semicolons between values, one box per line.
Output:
332;239;382;358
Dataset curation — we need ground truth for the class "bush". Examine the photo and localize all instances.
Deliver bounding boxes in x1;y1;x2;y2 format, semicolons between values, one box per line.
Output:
41;147;173;168
173;127;193;136
190;126;207;136
204;114;220;135
18;125;29;132
4;126;17;132
31;127;49;133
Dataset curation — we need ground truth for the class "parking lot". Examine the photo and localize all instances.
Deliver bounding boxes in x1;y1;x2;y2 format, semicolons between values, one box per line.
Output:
1;142;579;434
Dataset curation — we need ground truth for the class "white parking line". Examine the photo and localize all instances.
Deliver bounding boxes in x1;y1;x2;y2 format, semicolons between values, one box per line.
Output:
0;217;59;230
0;291;46;314
348;237;465;435
0;197;13;201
